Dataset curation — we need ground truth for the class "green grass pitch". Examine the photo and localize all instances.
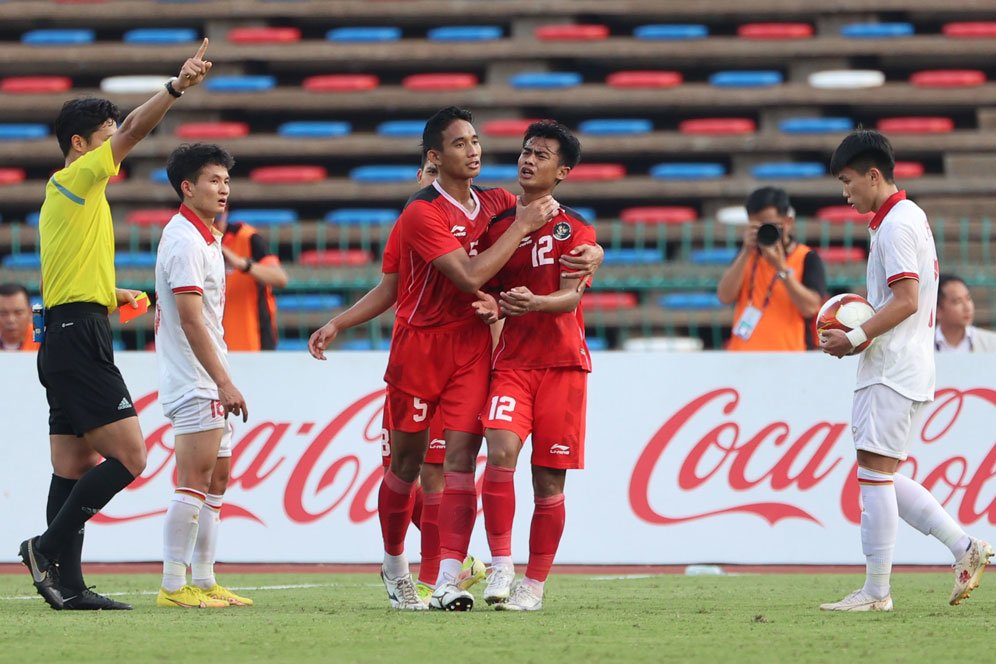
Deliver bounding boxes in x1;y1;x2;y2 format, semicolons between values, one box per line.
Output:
1;572;993;663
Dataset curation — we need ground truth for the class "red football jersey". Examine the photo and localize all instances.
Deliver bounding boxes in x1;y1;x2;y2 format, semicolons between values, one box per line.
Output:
483;206;596;371
393;181;516;327
382;222;400;274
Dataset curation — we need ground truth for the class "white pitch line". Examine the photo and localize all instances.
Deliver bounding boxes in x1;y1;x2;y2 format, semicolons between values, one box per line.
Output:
0;582;348;602
590;574;655;581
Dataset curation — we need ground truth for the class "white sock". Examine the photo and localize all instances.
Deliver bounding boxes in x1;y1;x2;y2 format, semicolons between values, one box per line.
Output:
857;468;898;600
192;493;223;589
383;553;409;580
893;473;971;559
162;488;205;592
491;556;514;571
436;557;463;586
521;577;545;596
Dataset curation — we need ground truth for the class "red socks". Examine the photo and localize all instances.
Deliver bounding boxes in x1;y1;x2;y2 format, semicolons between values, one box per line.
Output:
417;491;442;585
482;464;516;558
437;471;477;563
526;493;566;583
410;482;424;530
378;470;415;556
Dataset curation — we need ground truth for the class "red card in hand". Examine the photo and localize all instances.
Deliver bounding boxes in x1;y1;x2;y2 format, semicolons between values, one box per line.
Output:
119;292;150;324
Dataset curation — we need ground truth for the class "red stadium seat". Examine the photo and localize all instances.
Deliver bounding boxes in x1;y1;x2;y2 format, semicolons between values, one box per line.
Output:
402;73;478;91
582;292;638;310
607;71;683;88
737;23;813;39
909;70;986;87
816;247;866;264
298;249;373;267
303;75;379;92
535;24;609;41
620;206;698;224
893;161;925;178
127;209;175;226
679;118;756;135
0;168;26;185
109;170;126;184
815;206;874;224
943;22;996;38
250;166;328;184
0;76;72;93
227;27;301;44
482;118;541;137
175;122;250;139
877;117;954;133
569;163;626;181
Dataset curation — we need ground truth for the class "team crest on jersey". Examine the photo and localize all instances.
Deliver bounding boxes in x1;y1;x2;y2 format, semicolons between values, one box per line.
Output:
552;221;571;241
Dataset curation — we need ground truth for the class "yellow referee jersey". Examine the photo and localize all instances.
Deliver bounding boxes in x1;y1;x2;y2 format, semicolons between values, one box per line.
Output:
39;140;120;310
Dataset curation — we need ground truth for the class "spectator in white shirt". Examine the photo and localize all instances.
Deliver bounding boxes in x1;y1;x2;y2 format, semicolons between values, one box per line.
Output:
935;274;996;352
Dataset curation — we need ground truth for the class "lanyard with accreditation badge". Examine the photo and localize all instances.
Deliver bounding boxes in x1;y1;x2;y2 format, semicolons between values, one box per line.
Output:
732;254;779;341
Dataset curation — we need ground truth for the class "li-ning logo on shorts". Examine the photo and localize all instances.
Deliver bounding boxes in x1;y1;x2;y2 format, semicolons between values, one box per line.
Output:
549;443;570;455
450;225;468;237
429;438;446;450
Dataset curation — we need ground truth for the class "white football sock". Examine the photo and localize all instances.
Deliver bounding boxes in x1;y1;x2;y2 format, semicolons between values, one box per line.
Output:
491;556;514;571
857;467;898;600
436;557;463;586
893;473;970;559
192;493;223;589
383;552;409;580
162;488;205;592
521;577;545;597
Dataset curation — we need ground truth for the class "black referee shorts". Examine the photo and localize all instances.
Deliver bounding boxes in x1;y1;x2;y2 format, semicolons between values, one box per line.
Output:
36;302;138;437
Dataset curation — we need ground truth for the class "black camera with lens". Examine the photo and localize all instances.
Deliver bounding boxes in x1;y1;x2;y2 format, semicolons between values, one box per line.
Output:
757;223;781;247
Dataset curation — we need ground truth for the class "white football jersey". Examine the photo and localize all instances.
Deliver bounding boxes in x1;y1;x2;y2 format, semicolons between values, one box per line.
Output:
154;205;229;409
856;192;938;402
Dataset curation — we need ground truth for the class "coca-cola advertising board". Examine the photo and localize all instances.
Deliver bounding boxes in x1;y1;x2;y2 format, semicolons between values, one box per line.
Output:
1;352;993;564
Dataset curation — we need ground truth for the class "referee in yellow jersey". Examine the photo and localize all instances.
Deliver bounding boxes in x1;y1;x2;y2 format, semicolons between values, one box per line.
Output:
19;40;213;611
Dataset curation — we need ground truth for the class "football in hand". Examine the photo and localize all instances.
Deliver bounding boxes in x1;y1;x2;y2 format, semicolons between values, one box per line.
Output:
817;293;875;354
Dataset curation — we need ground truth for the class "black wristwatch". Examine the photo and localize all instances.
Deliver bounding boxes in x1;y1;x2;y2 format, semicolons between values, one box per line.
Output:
241;258;254;273
165;78;183;98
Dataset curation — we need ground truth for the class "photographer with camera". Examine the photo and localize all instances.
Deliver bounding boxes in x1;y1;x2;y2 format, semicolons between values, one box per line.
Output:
717;186;827;350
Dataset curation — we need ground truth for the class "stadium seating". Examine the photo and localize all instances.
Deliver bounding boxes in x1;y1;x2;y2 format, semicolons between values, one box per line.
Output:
1;77;72;93
427;26;502;42
228;27;301;44
227;209;299;225
278;121;352;138
176;122;250;139
123;28;197;44
679;118;756;135
303;75;379;92
403;73;478;91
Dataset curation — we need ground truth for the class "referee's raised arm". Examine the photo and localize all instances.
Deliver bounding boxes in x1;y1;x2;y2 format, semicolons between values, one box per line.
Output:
111;38;212;166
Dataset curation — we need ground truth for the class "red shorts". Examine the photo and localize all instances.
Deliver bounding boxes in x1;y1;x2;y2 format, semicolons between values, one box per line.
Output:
384;320;490;436
481;368;587;469
380;398;446;469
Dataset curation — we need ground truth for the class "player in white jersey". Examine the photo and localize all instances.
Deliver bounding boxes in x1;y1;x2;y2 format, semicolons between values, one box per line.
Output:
820;130;992;612
154;144;251;608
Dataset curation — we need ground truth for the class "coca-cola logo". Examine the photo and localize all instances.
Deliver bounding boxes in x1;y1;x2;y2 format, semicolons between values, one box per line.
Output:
629;387;996;527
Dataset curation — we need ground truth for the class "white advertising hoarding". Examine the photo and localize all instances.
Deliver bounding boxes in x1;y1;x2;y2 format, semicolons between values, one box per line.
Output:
1;352;993;564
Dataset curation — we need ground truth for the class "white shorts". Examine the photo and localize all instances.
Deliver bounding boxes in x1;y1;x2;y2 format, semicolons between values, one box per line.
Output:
851;384;925;460
165;397;234;458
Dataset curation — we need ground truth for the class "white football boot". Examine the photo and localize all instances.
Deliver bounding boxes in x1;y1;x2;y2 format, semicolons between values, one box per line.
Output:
428;580;474;611
483;565;515;605
950;538;994;605
820;589;893;612
494;582;543;612
381;568;428;611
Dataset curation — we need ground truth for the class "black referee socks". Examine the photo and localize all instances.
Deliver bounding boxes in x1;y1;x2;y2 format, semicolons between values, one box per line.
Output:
47;474;86;592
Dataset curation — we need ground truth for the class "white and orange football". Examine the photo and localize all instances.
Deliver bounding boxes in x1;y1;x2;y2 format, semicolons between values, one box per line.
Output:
817;293;875;354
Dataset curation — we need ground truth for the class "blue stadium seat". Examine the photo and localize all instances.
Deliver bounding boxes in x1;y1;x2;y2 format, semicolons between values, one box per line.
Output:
324;209;399;225
477;164;519;181
586;337;608;351
204;76;276;93
657;292;725;309
112;339;125;352
275;338;310;351
1;254;41;269
778;117;854;134
508;72;582;89
227;209;298;225
26;211;40;226
275;294;345;312
115;252;157;269
602;249;663;265
326;27;401;42
277;121;351;138
22;29;95;46
123;28;198;45
578;119;653;135
151;168;170;184
567;207;596;222
751;162;825;179
0;124;49;140
376;120;426;138
650;163;726;179
340;338;392;351
841;22;914;38
634;24;708;40
690;248;739;265
709;71;783;87
427;26;503;41
350;165;415;183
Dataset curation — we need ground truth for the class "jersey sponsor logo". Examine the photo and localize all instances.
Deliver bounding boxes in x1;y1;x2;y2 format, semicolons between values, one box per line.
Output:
549;443;571;455
552;221;572;241
450;225;468;238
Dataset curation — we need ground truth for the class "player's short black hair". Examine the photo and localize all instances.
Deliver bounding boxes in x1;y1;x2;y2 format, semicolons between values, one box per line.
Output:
522;120;582;169
937;273;968;304
830;129;896;182
165;143;235;200
421;106;474;154
0;282;30;300
54;98;120;157
745;186;792;216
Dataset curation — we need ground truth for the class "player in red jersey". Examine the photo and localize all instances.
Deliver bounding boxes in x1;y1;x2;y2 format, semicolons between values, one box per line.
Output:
472;121;594;611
